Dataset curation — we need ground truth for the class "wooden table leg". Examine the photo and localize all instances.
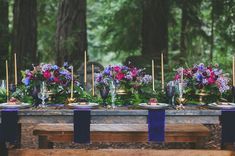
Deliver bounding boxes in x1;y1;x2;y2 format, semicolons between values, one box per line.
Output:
221;143;234;150
38;136;53;149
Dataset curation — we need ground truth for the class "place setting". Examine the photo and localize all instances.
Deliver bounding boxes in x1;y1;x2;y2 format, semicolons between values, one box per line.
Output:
0;55;31;109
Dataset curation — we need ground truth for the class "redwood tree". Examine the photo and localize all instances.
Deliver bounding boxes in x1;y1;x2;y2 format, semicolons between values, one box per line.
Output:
55;0;87;68
0;0;9;79
142;0;169;62
12;0;37;70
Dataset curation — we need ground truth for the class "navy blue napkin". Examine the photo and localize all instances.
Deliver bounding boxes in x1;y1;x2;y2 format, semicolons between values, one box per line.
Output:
148;109;165;142
73;109;91;143
221;110;235;144
0;109;20;145
0;109;20;156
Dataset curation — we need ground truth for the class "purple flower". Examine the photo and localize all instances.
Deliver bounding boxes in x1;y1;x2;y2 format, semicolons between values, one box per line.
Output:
41;64;52;72
140;75;152;84
52;65;59;70
125;74;133;81
22;77;30;86
63;62;68;67
104;66;111;75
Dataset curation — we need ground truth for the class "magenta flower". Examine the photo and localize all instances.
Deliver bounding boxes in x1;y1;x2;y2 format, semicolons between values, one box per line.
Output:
116;72;125;80
43;70;51;79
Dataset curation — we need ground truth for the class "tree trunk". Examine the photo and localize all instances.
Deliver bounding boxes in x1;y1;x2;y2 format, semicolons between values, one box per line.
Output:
0;0;9;79
210;0;215;62
12;0;37;71
180;0;190;60
142;0;168;63
55;0;87;68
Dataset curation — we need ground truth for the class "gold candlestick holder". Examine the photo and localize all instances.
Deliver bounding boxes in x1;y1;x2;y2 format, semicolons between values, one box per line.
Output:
67;97;76;104
176;97;187;105
196;89;209;105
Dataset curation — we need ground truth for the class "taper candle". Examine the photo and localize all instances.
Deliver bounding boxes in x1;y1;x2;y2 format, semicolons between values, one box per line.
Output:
233;56;235;86
84;51;87;85
6;60;9;98
152;60;155;91
71;66;74;98
181;67;184;83
161;53;164;91
92;64;95;96
14;53;17;86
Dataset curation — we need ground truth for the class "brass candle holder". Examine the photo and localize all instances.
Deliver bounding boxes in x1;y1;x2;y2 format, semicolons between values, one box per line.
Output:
67;97;76;104
196;89;209;105
176;97;188;105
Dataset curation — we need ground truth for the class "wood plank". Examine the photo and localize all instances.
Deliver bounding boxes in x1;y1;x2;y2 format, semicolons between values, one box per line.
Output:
9;149;235;156
33;123;209;134
33;123;210;143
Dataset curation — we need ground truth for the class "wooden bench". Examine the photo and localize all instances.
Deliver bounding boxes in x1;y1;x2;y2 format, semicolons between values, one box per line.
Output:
33;123;210;149
9;149;235;156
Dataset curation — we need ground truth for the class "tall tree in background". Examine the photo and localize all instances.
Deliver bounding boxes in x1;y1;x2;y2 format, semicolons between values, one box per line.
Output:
55;0;87;68
142;0;169;62
0;0;9;79
12;0;37;70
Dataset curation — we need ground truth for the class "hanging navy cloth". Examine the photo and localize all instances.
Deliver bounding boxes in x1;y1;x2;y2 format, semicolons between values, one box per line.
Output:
221;110;235;144
148;109;165;142
0;109;20;156
73;109;91;143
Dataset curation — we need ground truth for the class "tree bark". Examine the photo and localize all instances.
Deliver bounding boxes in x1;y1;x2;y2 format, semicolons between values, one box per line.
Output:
0;0;9;79
180;0;190;59
210;0;215;62
12;0;37;71
141;0;168;63
55;0;87;68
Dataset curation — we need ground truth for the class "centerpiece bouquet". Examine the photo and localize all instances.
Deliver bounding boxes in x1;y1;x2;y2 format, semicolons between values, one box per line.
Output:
95;65;152;105
95;65;152;92
174;63;230;103
21;63;80;103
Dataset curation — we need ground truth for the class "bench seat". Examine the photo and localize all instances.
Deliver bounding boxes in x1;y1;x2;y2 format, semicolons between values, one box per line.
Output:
33;123;210;148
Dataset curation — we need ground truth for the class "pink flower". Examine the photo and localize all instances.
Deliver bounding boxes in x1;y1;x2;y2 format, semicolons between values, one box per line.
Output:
131;68;138;77
116;73;125;80
113;66;121;72
174;74;180;80
54;77;60;83
43;70;51;79
208;77;215;84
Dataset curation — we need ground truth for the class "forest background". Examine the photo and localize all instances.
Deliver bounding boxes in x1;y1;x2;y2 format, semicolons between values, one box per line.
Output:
0;0;234;82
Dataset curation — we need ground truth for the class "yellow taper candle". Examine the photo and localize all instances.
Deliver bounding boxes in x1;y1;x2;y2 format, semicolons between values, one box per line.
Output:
161;53;164;91
152;60;155;91
92;64;95;96
6;60;9;98
84;51;87;85
181;67;184;83
71;66;74;98
233;56;235;86
14;53;17;86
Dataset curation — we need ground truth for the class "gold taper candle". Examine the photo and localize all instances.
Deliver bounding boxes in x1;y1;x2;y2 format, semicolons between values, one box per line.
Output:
152;60;155;91
233;56;235;86
161;53;164;91
71;66;74;98
14;53;17;86
92;64;95;96
181;67;184;83
84;51;87;85
6;60;9;98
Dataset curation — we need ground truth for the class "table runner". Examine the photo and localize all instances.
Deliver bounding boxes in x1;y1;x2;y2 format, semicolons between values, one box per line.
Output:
221;110;235;144
73;109;91;143
148;109;165;142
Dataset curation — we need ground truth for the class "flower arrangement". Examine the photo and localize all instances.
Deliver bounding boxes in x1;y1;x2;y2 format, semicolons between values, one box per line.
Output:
21;63;79;92
174;63;230;94
95;65;152;90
